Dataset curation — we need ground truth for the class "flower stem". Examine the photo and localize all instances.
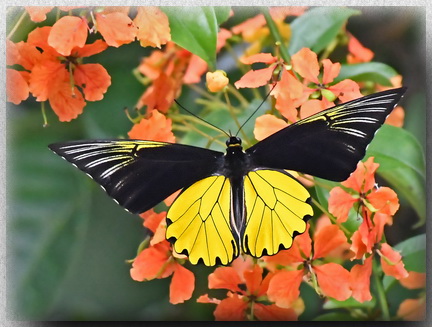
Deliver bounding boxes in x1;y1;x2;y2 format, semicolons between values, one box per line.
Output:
372;257;391;321
262;8;291;64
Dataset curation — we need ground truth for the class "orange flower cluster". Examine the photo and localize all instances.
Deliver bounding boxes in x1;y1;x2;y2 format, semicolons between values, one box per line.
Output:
329;157;408;301
134;28;231;114
7;6;172;122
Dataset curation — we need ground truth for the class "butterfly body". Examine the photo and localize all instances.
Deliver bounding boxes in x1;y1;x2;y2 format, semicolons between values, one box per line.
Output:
49;87;406;266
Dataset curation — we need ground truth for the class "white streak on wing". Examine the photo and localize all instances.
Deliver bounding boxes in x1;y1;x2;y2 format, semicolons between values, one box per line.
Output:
99;159;134;179
333;127;367;138
74;149;131;160
85;155;130;168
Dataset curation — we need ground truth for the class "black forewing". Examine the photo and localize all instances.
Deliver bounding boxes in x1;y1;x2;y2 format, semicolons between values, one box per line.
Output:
246;88;406;181
49;140;224;214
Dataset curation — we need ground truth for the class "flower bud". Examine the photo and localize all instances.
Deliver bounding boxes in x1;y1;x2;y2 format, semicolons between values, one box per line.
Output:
206;70;229;92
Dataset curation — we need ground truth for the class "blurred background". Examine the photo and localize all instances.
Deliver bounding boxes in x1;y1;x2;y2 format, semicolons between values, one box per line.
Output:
6;6;426;321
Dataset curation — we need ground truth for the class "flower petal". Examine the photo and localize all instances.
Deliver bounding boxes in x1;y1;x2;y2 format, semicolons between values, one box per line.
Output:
314;263;351;300
48;16;88;56
253;303;297;321
197;294;220;304
134;6;171;48
130;241;174;281
397;297;426;321
328;79;363;102
342;156;379;192
128;109;175;142
380;243;409;279
385;105;405;127
240;52;277;65
322;59;341;85
29;60;68;101
169;263;195;304
291;47;320;84
313;224;348;259
399;271;426;290
253;114;288;141
328;186;357;223
74;39;108;58
234;66;275;89
347;33;374;64
367;186;400;215
214;294;247;321
25;6;53;22
139;209;166;233
7;69;30;105
208;267;242;293
48;82;86;122
243;264;263;297
183;55;208;84
96;12;137;47
74;63;111;101
267;269;303;307
350;256;373;302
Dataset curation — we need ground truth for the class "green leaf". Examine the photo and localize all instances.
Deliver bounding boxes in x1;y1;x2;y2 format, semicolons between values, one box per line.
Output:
289;7;360;55
9;109;92;318
214;6;231;25
394;234;426;273
334;62;399;86
365;125;426;226
161;6;230;70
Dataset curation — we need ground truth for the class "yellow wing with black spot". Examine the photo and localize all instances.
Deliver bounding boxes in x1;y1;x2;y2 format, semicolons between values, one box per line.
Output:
242;169;313;257
166;175;239;266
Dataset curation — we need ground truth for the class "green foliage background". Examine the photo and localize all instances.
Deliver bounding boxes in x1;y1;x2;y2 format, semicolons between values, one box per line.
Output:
7;6;426;321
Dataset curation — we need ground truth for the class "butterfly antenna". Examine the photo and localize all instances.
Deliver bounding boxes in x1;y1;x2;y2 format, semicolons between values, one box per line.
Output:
174;99;230;138
235;82;278;137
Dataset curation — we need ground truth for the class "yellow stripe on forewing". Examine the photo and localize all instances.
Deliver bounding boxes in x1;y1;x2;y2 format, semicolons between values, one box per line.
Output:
243;170;313;258
166;175;237;266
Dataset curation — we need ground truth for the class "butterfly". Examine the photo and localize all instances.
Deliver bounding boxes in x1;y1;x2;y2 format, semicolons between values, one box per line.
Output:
49;87;406;266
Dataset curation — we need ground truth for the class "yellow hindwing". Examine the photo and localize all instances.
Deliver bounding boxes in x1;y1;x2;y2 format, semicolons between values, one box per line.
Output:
243;169;313;257
166;175;238;266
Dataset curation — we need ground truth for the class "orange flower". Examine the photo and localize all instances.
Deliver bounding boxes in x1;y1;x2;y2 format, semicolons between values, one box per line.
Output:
206;70;229;92
291;47;363;103
8;25;111;121
130;240;195;305
267;223;351;305
128;109;175;142
329;157;399;223
133;6;171;48
347;33;374;64
199;259;298;321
